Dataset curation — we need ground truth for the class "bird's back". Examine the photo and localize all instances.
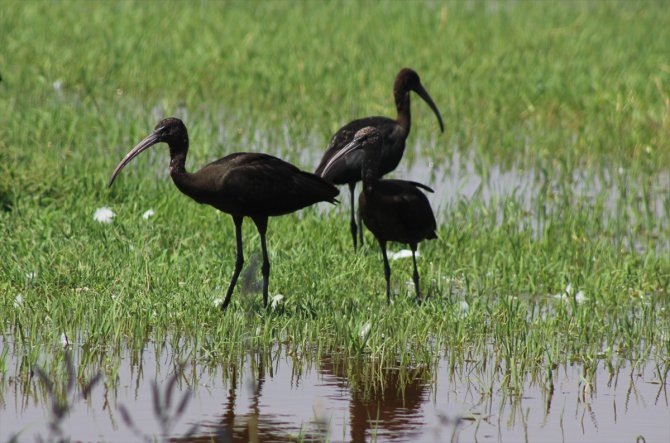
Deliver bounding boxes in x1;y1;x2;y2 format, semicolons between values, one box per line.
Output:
189;152;338;217
360;179;437;244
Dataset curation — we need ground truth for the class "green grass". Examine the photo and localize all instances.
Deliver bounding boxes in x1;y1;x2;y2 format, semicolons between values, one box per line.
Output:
1;0;669;391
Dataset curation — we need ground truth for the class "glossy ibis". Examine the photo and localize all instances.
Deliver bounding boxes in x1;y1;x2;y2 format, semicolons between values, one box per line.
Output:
321;127;437;302
109;118;339;310
315;68;443;250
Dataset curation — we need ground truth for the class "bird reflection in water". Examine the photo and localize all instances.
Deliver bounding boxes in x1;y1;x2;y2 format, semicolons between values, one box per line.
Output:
172;351;430;443
319;356;430;443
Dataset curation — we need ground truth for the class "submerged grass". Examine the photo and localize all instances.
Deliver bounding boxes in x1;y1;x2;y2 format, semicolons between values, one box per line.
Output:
1;0;669;396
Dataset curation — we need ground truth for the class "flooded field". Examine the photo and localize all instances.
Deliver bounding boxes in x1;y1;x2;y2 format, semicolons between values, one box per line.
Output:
3;150;670;442
1;341;668;442
3;3;670;442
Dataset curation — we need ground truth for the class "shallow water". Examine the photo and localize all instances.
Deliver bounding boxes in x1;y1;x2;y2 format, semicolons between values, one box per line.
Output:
1;342;668;442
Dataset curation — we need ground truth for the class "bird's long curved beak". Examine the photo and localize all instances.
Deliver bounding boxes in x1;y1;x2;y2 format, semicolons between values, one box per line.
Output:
415;83;444;133
320;137;364;178
108;130;162;187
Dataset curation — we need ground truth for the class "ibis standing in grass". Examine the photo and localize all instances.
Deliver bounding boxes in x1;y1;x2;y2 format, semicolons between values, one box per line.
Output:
320;126;437;302
315;68;443;250
109;118;339;310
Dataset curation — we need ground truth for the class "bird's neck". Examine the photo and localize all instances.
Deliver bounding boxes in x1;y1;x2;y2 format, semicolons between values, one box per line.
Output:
361;152;381;194
169;152;201;201
168;146;194;194
169;151;187;175
394;87;411;134
168;136;189;174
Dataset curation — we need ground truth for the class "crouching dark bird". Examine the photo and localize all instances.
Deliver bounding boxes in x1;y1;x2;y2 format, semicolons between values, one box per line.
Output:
320;126;437;302
315;68;443;250
109;118;339;310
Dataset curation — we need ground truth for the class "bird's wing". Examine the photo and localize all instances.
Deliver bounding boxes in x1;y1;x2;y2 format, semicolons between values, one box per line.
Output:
209;153;338;215
377;180;437;235
383;179;435;194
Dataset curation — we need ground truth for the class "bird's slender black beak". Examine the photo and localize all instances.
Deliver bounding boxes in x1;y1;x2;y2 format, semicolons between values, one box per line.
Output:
415;83;444;133
108;129;163;187
320;136;365;178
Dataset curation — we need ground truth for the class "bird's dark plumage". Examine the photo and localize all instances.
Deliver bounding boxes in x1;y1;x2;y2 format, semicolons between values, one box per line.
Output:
315;68;443;250
109;117;338;310
359;179;437;246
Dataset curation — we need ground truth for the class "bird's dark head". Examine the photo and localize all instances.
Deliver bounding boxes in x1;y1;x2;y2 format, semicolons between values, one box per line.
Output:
152;118;188;149
394;68;444;133
395;68;421;92
108;117;189;187
351;126;382;147
319;127;382;178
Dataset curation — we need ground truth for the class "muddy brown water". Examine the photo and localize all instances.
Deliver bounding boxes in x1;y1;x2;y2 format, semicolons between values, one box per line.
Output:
1;341;668;443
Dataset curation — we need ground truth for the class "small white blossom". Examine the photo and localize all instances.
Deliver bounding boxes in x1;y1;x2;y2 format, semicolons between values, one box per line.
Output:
213;297;223;307
25;272;37;281
53;80;64;97
13;294;24;308
359;322;371;339
93;207;115;223
391;249;419;260
271;294;284;309
553;283;586;304
142;209;155;220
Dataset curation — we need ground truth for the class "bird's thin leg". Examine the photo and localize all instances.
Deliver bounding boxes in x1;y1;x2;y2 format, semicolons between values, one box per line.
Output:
357;204;364;247
410;243;421;302
379;239;391;303
253;216;271;308
348;182;358;250
221;215;244;311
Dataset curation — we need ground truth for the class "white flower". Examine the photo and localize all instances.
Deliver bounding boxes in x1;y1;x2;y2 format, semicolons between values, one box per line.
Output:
93;207;115;223
553;283;586;303
53;80;64;98
60;333;69;347
359;322;371;339
271;294;284;309
25;272;37;281
142;209;155;220
391;249;419;260
212;297;223;307
13;294;24;308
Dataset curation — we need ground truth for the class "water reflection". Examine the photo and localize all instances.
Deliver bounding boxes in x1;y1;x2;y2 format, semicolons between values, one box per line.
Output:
1;342;668;442
318;357;430;442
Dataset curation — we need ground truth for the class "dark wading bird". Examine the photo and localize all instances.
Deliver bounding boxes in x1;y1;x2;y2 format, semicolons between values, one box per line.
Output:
320;127;437;302
315;68;443;250
109;118;339;310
